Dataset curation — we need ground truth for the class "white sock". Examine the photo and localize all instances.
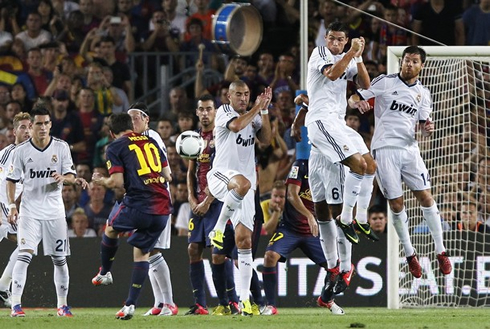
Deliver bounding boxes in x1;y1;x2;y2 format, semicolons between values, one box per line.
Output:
337;228;352;272
318;220;339;269
11;251;32;307
215;190;243;232
237;249;253;301
149;253;173;305
421;203;446;254
341;171;363;225
356;174;375;224
52;256;69;308
0;247;18;291
148;253;164;307
392;208;414;257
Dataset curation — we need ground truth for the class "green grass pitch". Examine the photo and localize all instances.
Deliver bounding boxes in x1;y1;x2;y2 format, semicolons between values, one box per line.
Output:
0;307;488;329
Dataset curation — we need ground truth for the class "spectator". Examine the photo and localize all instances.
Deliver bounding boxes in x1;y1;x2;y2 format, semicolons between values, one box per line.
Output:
156;117;175;145
10;83;33;114
454;201;490;232
78;0;101;35
175;111;195;135
315;0;338;47
77;87;104;162
367;205;387;235
26;47;53;98
62;184;81;223
40;41;61;73
260;180;286;235
68;207;97;238
83;181;113;234
102;66;129;114
50;89;86;163
269;52;299;98
462;0;490;45
52;0;80;20
37;0;56;35
184;0;214;41
161;0;187;40
378;5;407;58
86;62;123;116
76;162;92;206
180;18;217;71
478;190;490;226
15;12;52;51
256;52;275;86
98;36;132;101
411;0;465;46
54;10;86;54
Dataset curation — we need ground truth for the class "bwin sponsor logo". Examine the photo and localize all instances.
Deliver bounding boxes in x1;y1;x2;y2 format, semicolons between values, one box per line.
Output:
236;134;255;147
389;100;417;116
29;168;56;178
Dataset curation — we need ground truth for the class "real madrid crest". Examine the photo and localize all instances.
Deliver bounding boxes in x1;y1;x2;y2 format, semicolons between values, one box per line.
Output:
343;145;349;151
416;94;421;103
51;155;58;163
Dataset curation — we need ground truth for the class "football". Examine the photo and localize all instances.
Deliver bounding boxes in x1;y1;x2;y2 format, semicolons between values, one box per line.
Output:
175;130;205;159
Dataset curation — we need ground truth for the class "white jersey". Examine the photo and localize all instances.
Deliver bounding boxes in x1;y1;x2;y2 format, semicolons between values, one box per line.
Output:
0;144;23;204
357;74;432;150
7;137;75;220
213;104;262;188
305;46;358;126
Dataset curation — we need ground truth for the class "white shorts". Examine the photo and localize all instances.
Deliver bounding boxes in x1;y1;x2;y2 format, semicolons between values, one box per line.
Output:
309;147;345;204
373;146;430;200
0;202;16;242
207;168;256;231
153;218;171;249
17;216;71;256
307;118;369;164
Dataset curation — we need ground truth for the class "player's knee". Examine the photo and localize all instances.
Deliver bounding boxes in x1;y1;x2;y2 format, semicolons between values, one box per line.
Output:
389;198;404;213
51;255;66;266
212;253;226;265
264;251;279;267
231;176;251;196
187;243;202;261
365;157;377;175
235;235;252;249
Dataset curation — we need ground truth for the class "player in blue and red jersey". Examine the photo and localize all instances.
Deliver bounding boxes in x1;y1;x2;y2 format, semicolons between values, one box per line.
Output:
91;113;172;320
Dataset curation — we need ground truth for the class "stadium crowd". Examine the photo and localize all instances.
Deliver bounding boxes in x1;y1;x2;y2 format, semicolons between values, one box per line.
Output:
0;0;489;316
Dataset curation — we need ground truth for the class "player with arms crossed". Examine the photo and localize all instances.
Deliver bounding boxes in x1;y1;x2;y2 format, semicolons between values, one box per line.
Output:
0;112;31;307
7;106;88;317
126;102;177;316
91;113;172;320
207;81;272;316
348;45;452;277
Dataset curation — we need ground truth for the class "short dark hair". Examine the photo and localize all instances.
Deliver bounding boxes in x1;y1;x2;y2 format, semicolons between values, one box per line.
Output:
30;105;51;118
402;46;426;64
198;94;214;104
326;22;349;36
100;36;115;45
368;204;387;216
108;113;133;134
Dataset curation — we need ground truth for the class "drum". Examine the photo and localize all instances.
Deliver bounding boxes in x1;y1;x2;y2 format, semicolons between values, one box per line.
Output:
212;3;263;56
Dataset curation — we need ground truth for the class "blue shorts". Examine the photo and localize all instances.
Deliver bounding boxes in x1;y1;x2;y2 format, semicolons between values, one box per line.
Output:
108;201;169;254
188;201;223;246
266;226;327;265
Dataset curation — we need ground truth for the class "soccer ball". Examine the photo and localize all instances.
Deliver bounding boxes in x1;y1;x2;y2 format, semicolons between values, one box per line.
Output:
175;130;204;159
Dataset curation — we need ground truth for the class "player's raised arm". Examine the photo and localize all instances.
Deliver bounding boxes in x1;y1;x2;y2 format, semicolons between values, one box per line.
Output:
256;86;273;145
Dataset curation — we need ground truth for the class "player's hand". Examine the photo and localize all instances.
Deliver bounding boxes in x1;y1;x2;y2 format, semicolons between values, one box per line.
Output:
7;208;18;226
308;215;318;237
294;94;308;106
75;177;89;189
194;201;211;217
351;38;362;52
291;121;302;142
424;119;434;135
255;86;272;110
353;100;372;114
354;37;366;58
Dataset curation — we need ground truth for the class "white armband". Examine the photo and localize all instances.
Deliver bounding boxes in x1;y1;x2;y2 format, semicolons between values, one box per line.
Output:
355;56;363;63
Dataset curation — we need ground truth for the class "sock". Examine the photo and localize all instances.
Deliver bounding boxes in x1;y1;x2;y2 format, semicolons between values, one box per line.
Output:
356;174;375;224
100;234;119;275
149;253;173;305
392;208;414;257
421;203;446;254
125;261;149;306
11;251;32;307
250;269;264;306
262;266;277;306
340;171;363;225
211;262;228;306
0;247;18;291
52;256;69;308
337;228;352;272
189;260;206;306
148;254;164;308
237;249;253;302
318;220;339;269
224;258;238;303
214;190;243;232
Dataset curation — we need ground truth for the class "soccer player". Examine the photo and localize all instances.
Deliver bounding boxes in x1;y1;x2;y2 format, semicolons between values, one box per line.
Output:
6;106;88;317
0;112;31;307
348;45;452;277
291;94;355;314
298;21;378;247
126;102;177;316
261;158;345;315
183;94;236;315
91;113;172;320
207;81;272;316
